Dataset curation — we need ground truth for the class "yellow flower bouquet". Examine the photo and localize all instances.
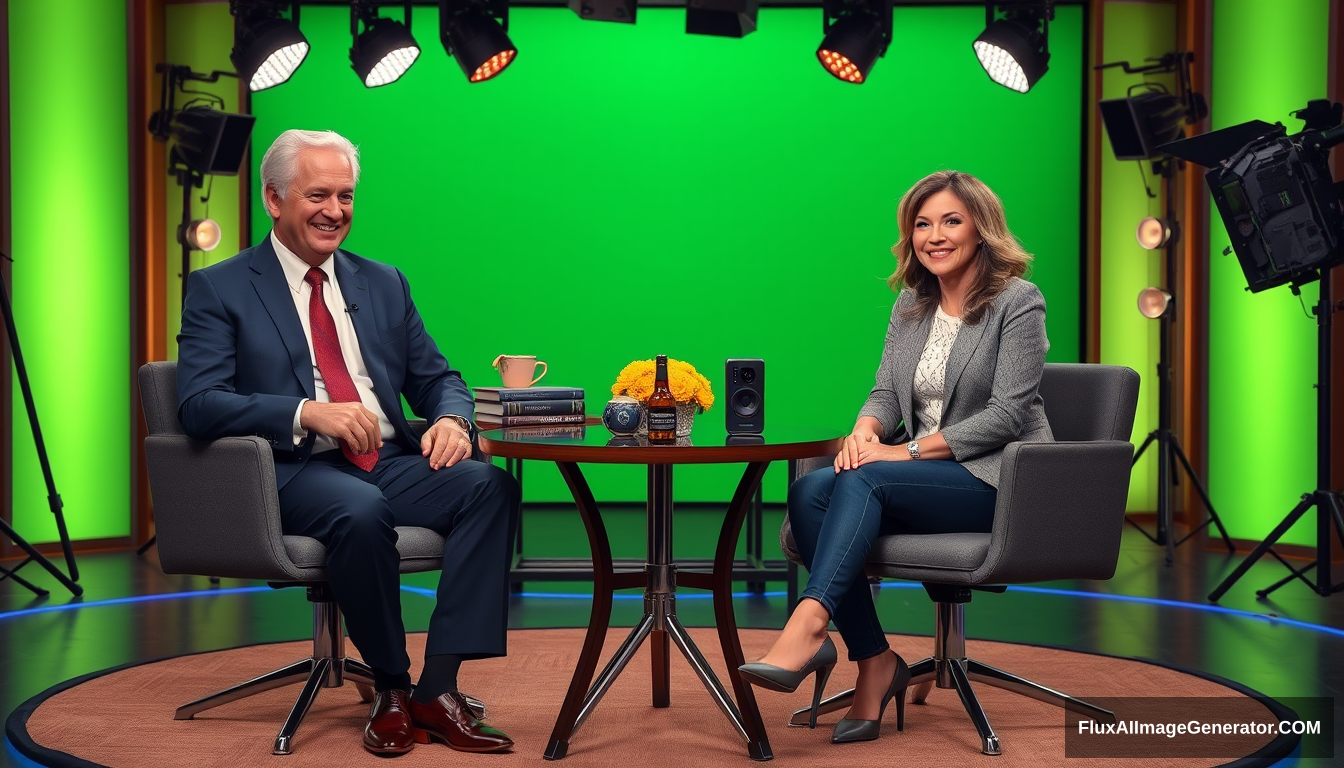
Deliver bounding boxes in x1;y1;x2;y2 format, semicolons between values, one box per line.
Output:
611;358;715;413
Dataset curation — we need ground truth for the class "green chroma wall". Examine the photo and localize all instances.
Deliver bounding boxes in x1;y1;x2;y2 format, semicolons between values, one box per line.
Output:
165;1;246;359
7;0;130;542
1208;0;1329;545
1096;1;1173;513
249;5;1085;504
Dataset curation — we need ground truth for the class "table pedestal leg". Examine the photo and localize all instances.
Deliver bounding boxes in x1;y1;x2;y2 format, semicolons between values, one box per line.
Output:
545;460;775;761
545;462;615;761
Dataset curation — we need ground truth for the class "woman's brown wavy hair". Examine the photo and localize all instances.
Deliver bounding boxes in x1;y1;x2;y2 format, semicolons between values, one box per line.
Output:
888;170;1032;325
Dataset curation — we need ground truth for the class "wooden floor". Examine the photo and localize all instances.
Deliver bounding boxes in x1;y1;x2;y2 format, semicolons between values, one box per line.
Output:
3;508;1343;767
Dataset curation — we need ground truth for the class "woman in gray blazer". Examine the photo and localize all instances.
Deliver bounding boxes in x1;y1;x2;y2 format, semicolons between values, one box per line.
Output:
738;171;1052;744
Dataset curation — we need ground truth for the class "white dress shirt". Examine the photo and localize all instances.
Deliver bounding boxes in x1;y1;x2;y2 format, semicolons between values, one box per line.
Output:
272;231;396;452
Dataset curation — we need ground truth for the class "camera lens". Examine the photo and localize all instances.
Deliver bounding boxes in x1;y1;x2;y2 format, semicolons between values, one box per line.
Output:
741;367;756;384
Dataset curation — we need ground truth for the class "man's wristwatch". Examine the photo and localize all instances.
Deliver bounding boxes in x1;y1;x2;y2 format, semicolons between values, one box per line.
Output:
441;415;472;435
906;440;921;460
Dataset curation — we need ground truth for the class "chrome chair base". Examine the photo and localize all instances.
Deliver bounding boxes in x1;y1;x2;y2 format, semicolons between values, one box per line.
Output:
172;591;487;755
788;600;1116;755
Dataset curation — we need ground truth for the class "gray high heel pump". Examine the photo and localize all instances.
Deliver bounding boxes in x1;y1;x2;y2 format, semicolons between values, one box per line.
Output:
737;636;838;729
831;652;910;743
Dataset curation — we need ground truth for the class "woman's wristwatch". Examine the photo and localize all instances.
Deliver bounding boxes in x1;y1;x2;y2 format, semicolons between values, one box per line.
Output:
906;440;920;460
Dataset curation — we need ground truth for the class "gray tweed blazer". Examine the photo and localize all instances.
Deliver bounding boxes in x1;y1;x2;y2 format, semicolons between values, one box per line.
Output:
857;276;1053;488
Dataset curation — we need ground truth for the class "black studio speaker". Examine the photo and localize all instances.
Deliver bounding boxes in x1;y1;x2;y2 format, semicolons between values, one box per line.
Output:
725;358;764;434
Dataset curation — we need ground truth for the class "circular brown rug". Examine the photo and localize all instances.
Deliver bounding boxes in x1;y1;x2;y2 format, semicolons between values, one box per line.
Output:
8;628;1293;767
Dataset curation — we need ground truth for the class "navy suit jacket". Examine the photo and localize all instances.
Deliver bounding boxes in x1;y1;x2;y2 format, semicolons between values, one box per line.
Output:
176;236;473;489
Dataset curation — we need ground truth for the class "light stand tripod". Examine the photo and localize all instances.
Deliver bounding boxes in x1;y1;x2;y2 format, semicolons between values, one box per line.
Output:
0;252;83;597
1209;268;1344;601
1125;159;1234;565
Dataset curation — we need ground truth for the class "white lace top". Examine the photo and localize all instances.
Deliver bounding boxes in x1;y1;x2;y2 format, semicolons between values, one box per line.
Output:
912;304;962;439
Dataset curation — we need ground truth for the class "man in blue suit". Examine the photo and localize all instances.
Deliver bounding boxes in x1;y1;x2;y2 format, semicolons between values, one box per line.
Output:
177;129;518;756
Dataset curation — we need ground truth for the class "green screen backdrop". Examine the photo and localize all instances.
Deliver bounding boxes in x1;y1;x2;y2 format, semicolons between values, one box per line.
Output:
251;5;1084;504
8;0;130;542
1209;0;1329;545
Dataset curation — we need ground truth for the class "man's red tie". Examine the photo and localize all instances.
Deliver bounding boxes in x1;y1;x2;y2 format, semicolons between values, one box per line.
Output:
304;268;378;472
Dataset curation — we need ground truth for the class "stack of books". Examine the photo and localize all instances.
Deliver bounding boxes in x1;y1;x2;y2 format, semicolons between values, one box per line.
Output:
473;386;586;428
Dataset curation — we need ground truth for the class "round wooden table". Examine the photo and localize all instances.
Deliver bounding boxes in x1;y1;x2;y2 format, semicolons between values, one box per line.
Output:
479;423;842;762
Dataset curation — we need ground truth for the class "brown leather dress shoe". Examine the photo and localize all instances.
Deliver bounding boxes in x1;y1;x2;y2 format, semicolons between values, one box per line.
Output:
408;692;513;753
364;689;416;756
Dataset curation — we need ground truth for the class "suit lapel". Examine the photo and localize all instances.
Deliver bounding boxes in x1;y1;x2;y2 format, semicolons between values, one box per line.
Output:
249;239;316;400
334;252;400;426
893;307;932;441
943;312;987;409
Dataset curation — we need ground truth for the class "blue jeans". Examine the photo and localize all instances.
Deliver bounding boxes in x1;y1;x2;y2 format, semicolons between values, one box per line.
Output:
789;460;997;661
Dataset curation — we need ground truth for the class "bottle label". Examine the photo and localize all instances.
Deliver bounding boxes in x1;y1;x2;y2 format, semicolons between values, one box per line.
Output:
648;410;677;431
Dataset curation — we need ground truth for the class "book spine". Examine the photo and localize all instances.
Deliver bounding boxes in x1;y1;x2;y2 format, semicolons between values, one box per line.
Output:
497;399;584;416
500;426;587;440
478;413;588;426
495;388;585;401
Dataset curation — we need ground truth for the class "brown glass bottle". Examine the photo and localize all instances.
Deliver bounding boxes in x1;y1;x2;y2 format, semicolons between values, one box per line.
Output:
647;355;677;444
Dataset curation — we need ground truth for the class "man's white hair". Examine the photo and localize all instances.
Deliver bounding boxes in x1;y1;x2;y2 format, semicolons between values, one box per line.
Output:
259;129;361;201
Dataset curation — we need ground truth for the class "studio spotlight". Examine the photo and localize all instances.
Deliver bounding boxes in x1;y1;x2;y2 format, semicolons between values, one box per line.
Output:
1136;217;1173;250
973;1;1053;93
441;0;517;82
230;1;309;92
1097;53;1208;162
1099;90;1188;161
687;0;758;38
350;2;421;87
816;0;892;84
1137;287;1172;319
183;219;223;252
569;0;636;24
169;107;257;176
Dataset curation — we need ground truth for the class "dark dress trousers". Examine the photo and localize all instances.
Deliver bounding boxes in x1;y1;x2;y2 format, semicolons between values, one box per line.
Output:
176;236;519;678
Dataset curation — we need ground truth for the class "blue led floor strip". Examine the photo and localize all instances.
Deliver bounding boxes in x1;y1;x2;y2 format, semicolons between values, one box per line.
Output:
0;582;1340;640
0;586;271;622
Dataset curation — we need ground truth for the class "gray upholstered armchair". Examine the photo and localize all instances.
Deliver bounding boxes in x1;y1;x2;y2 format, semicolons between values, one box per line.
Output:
781;362;1140;755
137;361;471;755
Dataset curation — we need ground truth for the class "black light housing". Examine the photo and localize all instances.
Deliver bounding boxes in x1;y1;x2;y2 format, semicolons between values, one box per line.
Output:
230;1;309;92
972;2;1052;93
1099;90;1188;161
569;0;636;24
686;0;758;38
170;107;257;176
441;0;517;82
816;0;892;84
350;4;421;88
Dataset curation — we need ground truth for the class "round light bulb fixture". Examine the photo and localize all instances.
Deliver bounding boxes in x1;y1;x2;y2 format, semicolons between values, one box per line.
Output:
972;17;1049;93
1137;287;1172;319
816;14;884;84
184;219;223;251
443;11;518;83
351;17;421;87
231;16;310;92
1136;217;1172;250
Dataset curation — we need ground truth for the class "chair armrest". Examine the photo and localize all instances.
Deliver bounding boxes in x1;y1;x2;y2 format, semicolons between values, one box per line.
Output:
145;435;307;581
974;440;1134;583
